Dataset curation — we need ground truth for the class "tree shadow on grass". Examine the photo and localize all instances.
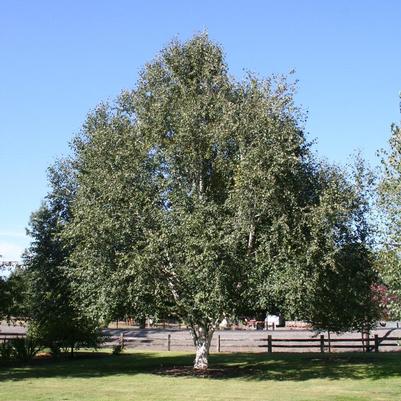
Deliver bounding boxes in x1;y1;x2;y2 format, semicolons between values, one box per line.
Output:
208;352;401;382
1;351;401;383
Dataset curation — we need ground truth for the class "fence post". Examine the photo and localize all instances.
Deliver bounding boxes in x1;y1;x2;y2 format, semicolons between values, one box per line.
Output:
320;334;325;353
327;330;331;353
167;334;171;351
374;334;379;352
272;322;275;331
217;335;221;352
120;333;124;348
267;335;272;353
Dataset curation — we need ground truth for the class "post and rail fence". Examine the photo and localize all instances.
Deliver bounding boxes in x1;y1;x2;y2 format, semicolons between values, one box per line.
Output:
2;330;399;353
102;332;401;353
0;332;26;343
262;333;399;353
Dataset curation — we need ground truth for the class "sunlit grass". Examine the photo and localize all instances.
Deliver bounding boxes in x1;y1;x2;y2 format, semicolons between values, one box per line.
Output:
1;350;401;400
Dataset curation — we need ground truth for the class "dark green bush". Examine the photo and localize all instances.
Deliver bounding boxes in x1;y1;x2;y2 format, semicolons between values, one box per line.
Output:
112;344;124;355
9;337;41;362
28;318;102;358
0;341;13;361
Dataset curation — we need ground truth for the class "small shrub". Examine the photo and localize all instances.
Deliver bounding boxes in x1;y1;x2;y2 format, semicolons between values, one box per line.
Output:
112;344;124;355
0;341;13;362
10;337;41;362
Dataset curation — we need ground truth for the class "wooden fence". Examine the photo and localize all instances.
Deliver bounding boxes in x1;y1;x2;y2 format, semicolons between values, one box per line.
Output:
104;333;401;353
3;331;399;353
0;332;26;343
262;334;401;353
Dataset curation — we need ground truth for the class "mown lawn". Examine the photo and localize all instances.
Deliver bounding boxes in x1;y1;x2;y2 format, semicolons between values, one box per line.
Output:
1;351;401;401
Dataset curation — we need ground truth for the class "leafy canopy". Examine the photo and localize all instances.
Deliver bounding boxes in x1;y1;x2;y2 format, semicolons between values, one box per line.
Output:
65;34;377;338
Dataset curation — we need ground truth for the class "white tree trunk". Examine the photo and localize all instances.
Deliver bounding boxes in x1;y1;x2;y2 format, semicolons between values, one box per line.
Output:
191;324;214;370
247;222;256;254
194;340;209;370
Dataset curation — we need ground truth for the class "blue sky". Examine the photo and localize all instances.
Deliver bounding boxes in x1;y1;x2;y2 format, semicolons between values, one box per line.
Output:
1;0;400;261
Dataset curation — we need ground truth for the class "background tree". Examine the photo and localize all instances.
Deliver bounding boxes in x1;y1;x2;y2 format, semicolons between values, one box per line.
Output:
305;160;380;333
0;259;29;321
378;97;401;318
24;159;100;356
0;260;11;320
4;265;30;319
65;34;379;369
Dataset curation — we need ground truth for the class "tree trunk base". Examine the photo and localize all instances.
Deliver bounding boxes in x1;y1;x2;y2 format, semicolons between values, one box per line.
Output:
194;342;209;370
191;325;214;370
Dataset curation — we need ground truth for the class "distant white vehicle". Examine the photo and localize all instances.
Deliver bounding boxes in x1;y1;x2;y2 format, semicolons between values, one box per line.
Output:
264;314;284;329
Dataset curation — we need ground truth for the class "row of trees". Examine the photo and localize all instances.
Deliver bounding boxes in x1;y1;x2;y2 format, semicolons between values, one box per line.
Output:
3;34;400;369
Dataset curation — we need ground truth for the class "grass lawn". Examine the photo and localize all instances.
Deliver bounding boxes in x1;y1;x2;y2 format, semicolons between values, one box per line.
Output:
1;351;401;401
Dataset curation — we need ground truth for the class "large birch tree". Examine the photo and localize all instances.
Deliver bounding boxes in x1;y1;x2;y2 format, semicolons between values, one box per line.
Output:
66;34;377;369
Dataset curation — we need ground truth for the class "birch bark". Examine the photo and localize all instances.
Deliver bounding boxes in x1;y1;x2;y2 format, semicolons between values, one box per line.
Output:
191;324;214;370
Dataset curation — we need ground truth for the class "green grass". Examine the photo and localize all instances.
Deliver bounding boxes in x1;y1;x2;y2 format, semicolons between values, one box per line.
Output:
2;351;401;401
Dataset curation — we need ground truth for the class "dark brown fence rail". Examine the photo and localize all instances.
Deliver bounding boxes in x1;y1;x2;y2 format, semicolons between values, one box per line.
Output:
256;334;401;353
0;332;26;342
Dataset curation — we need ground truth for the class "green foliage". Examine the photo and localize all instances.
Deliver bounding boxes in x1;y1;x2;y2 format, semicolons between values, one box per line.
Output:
0;262;30;321
0;259;13;320
308;243;379;332
63;33;378;355
302;159;380;332
6;266;30;319
24;159;101;356
0;341;13;362
9;337;41;362
0;274;9;320
112;344;124;355
0;336;41;363
378;97;401;318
